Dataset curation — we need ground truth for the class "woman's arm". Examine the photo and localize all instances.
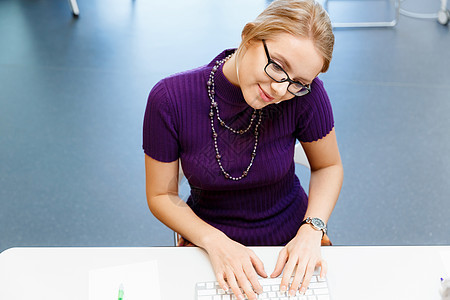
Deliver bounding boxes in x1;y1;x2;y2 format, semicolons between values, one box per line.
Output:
271;128;343;296
302;127;343;223
145;154;218;246
145;154;267;300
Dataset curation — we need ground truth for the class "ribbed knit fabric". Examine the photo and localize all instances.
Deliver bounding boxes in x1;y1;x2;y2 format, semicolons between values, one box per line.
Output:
143;49;334;246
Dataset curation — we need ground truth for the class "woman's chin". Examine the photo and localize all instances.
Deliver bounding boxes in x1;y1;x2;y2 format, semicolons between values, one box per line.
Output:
245;97;268;110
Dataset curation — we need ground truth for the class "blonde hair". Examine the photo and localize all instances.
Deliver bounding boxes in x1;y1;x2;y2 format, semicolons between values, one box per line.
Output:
237;0;334;73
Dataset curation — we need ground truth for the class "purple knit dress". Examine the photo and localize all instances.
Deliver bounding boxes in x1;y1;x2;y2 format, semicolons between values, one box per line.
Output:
143;49;334;246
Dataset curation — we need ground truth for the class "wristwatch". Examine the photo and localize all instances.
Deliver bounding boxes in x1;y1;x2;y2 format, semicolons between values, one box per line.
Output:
300;217;327;237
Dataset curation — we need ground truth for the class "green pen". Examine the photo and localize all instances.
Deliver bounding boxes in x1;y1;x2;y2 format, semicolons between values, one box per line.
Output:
118;283;124;300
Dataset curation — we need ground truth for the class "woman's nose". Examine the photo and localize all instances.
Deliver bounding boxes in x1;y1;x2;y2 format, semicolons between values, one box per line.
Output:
271;81;290;97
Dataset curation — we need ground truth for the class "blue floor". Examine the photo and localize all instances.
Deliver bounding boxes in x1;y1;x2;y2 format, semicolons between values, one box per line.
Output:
1;0;449;253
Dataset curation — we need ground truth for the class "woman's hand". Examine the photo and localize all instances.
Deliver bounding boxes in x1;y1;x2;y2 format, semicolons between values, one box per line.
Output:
271;225;328;297
203;232;268;300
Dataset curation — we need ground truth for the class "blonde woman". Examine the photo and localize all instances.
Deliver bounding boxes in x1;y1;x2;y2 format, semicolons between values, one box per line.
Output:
143;0;343;298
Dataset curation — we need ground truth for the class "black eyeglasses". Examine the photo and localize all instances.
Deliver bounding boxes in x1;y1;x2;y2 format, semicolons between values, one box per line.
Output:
262;39;311;97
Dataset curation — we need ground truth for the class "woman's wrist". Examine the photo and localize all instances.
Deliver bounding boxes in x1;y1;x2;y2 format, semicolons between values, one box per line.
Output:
197;228;228;251
297;223;323;241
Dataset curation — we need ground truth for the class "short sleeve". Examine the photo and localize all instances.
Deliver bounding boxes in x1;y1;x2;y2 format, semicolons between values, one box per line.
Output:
295;78;334;142
142;79;179;162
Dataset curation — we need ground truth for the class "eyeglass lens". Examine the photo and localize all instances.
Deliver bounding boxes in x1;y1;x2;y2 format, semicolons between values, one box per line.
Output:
266;62;308;95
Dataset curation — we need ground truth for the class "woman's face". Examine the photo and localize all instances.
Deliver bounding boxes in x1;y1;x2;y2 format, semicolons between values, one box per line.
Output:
235;32;324;109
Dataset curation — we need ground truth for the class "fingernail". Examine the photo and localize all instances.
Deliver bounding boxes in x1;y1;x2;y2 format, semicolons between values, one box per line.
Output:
289;290;296;297
280;285;287;292
300;287;306;294
237;294;245;300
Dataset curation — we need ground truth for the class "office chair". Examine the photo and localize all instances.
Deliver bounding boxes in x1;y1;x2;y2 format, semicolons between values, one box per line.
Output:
173;143;310;246
437;0;449;25
69;0;79;17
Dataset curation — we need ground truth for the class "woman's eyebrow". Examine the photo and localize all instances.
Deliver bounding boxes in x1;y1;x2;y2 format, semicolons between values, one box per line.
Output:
273;52;311;84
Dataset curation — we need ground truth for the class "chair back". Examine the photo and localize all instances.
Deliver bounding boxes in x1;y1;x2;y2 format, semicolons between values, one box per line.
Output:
293;143;310;169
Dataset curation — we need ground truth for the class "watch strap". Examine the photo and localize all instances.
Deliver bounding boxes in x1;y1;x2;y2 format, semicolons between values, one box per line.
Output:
300;217;327;237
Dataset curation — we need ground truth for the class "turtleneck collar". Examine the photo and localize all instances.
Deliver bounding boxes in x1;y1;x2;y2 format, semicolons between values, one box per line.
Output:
206;49;248;108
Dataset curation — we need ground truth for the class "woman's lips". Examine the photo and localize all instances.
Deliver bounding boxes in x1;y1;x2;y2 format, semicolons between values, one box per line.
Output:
258;85;274;102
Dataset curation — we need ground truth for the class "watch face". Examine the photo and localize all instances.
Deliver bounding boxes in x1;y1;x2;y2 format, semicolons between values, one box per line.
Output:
311;218;325;229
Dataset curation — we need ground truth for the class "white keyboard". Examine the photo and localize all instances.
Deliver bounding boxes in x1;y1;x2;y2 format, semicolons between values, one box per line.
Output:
196;270;330;300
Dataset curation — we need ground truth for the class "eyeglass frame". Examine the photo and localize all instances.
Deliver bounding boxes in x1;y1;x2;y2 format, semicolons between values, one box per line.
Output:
262;39;311;97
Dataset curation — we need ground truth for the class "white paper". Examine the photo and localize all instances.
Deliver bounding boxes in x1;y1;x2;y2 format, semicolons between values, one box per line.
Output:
88;260;160;300
440;251;450;278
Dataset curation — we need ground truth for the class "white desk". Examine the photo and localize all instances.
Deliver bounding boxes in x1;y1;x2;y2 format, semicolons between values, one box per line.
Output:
0;246;448;300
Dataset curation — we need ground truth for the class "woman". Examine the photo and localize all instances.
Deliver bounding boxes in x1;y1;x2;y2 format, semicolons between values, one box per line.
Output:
143;0;343;299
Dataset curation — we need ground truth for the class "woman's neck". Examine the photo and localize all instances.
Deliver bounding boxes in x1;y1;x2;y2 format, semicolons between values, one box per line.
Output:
222;52;240;88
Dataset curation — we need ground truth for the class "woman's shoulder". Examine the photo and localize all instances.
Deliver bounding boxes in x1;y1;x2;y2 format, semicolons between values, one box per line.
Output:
292;77;334;142
159;64;209;90
281;77;328;113
147;49;236;106
309;77;326;96
297;77;330;108
147;64;209;107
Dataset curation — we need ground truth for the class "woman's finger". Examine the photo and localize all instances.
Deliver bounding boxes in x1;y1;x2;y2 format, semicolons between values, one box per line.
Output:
270;248;287;278
287;256;308;296
249;250;267;278
288;270;301;296
280;254;298;293
242;259;263;295
224;269;245;300
215;271;230;294
319;258;328;279
298;260;315;295
234;264;257;300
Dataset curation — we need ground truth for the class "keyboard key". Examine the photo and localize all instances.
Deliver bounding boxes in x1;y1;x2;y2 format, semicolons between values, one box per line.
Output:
313;288;329;295
198;289;219;296
277;291;287;297
261;278;282;285
305;289;313;296
309;282;327;289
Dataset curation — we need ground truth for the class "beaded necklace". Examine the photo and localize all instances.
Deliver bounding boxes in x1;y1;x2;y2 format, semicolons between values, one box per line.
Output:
207;53;262;181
